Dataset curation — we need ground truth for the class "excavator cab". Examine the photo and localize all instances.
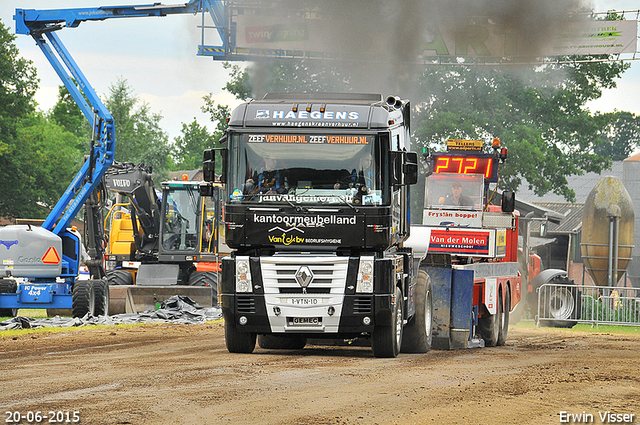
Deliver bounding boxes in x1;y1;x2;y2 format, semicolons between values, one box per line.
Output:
158;181;220;259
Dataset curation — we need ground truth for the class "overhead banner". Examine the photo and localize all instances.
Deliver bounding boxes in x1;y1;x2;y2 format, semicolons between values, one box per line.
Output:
551;20;638;56
233;10;638;59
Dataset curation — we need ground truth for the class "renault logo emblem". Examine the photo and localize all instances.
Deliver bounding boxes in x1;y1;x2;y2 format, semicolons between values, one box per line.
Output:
295;266;314;290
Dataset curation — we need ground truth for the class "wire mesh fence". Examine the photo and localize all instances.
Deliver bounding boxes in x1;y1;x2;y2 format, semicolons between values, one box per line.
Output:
537;283;640;327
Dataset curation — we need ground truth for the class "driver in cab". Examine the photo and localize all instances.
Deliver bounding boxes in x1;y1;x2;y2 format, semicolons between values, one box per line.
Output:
443;181;473;207
334;153;375;189
245;156;288;195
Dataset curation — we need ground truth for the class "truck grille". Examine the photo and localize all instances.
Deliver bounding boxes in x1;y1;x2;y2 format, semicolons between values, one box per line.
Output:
353;297;373;314
237;296;256;314
260;256;349;295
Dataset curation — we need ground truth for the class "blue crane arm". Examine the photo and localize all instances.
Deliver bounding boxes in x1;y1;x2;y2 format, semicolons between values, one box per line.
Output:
14;1;229;58
23;28;115;235
13;1;226;236
14;2;202;33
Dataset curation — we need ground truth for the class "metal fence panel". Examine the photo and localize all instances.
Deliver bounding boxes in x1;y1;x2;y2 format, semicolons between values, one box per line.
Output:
537;283;640;327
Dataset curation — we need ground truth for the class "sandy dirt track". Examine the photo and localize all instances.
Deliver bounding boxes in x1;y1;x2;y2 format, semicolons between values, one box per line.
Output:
1;323;639;425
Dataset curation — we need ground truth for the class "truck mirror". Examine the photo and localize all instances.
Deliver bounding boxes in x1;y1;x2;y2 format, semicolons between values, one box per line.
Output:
199;182;214;197
403;152;418;185
502;190;515;213
203;149;215;182
219;148;228;184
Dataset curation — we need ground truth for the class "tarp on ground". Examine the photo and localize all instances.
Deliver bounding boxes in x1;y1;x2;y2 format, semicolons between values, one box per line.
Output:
0;295;222;330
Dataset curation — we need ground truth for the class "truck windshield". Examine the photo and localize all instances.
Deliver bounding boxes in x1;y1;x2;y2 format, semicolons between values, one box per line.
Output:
425;173;484;210
227;133;387;206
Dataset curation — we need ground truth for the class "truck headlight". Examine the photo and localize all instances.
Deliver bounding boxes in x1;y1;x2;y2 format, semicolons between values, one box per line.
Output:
236;257;252;293
356;257;374;293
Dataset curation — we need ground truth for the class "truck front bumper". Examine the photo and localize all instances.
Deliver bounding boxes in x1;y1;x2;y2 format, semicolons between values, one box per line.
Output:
222;292;394;336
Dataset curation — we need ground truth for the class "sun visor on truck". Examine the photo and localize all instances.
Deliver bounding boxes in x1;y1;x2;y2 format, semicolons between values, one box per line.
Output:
235;103;391;128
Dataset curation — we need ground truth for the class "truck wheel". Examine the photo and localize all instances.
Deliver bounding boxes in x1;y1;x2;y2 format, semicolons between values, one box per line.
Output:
479;290;503;347
497;285;511;346
372;287;403;358
92;279;110;317
0;278;18;317
538;277;579;328
72;280;95;318
188;271;219;307
107;269;133;286
401;270;433;353
258;334;307;350
225;319;256;353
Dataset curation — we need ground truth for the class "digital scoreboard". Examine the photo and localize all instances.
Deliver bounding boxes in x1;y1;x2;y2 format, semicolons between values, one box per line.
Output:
430;153;498;182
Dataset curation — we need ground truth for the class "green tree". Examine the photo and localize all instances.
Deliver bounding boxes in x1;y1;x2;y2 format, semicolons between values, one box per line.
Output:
201;93;230;136
0;19;40;218
1;112;83;219
224;59;631;204
49;83;91;141
593;111;640;161
0;20;38;143
222;62;252;101
172;119;215;170
222;60;352;100
104;77;171;180
172;94;230;173
413;61;629;202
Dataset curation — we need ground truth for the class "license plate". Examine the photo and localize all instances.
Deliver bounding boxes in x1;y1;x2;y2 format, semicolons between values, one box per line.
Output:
288;317;322;326
288;297;323;306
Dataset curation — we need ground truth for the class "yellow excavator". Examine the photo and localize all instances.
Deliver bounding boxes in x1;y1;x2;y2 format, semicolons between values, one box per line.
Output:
104;162;227;313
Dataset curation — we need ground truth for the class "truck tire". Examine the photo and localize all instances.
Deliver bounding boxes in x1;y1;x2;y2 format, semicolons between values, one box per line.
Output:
92;279;110;317
372;286;403;358
538;276;580;328
497;285;511;346
257;334;307;350
72;280;95;318
0;278;18;317
401;270;433;353
479;290;503;347
225;319;256;353
107;269;133;286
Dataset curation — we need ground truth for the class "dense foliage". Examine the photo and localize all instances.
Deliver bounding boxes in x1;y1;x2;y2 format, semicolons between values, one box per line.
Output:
104;78;172;182
224;58;638;205
0;20;82;219
172;94;229;173
412;61;631;202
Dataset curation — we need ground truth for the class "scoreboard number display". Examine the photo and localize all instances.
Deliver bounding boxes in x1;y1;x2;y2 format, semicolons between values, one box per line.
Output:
431;154;498;182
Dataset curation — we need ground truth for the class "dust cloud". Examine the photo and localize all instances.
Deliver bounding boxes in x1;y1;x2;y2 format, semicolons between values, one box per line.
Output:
239;0;593;99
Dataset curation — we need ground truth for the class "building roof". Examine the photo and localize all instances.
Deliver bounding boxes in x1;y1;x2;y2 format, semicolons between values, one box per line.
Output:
516;162;624;204
530;202;585;235
624;152;640;162
514;197;565;222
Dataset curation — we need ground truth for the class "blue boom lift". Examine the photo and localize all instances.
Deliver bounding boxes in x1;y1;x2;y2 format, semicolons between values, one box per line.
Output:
0;1;231;318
